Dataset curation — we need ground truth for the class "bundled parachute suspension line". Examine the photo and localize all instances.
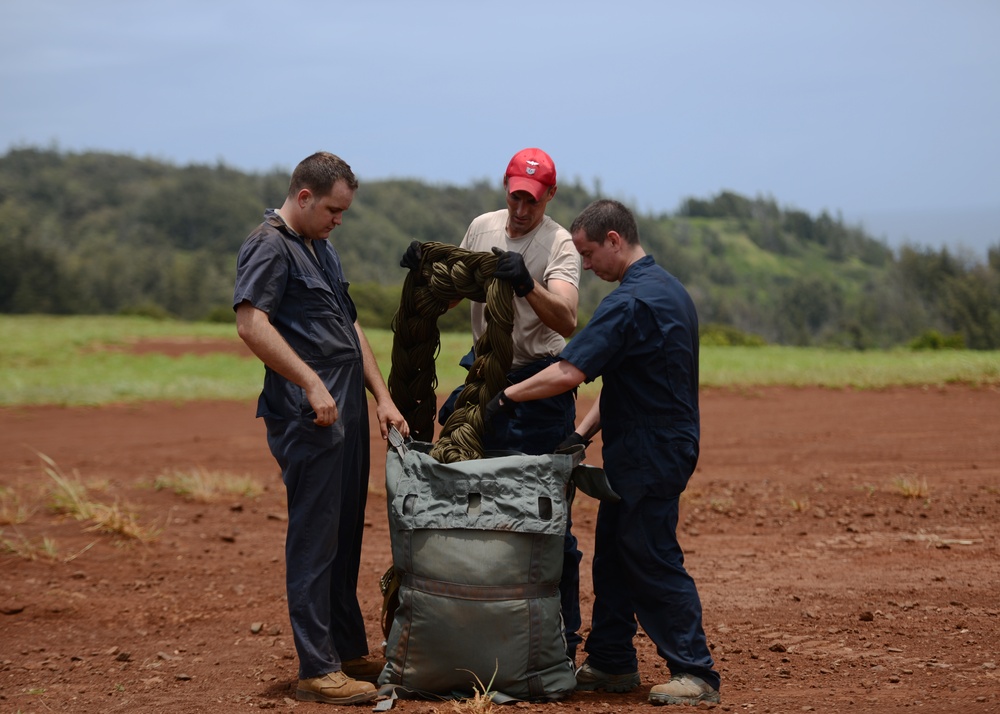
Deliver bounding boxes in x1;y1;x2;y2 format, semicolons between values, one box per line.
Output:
388;241;515;463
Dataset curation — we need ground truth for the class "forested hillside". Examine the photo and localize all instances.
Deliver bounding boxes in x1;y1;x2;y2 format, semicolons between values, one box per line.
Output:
2;147;998;348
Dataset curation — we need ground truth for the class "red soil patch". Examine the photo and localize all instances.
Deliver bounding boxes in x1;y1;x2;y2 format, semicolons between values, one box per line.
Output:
2;345;999;712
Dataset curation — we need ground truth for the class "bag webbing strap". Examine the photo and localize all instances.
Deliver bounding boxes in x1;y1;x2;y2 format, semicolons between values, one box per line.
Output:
402;572;557;601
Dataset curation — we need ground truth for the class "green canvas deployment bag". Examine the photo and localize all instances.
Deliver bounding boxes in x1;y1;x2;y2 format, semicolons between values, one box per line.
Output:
377;434;578;702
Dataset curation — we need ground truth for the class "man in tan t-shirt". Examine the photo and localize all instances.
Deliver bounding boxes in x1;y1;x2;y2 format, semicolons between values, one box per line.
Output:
461;148;580;370
403;147;584;659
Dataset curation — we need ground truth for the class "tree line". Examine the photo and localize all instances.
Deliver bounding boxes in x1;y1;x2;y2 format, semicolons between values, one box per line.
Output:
1;147;998;349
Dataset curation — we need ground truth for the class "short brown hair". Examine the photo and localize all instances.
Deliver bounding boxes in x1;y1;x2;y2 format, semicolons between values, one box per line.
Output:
287;151;359;199
570;199;640;245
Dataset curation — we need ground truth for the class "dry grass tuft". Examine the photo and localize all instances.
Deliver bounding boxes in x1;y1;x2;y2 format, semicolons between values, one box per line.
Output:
891;475;930;499
789;497;810;512
39;451;159;542
153;467;264;502
86;501;159;541
451;663;499;714
709;497;735;514
1;529;59;561
0;487;33;525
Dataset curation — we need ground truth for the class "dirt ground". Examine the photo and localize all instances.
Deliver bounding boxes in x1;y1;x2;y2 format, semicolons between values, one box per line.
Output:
1;339;999;713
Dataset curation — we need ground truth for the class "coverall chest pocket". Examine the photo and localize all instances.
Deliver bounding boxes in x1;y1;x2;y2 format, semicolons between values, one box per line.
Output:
287;272;358;362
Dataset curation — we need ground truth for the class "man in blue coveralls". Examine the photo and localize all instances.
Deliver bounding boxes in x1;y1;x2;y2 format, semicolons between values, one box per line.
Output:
234;152;409;706
483;199;721;706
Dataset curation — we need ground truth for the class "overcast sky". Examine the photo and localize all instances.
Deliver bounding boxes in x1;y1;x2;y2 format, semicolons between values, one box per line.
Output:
4;1;998;257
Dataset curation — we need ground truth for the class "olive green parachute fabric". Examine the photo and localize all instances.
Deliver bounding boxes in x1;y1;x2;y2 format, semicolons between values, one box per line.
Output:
377;436;578;702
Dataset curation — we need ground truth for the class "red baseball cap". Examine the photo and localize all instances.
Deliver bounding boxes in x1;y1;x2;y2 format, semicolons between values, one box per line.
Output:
504;148;557;201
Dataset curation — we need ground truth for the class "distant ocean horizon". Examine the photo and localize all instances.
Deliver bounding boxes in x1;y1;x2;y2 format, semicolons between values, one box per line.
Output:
852;205;1000;260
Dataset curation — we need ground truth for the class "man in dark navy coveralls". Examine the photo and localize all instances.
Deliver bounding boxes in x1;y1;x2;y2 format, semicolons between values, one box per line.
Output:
234;152;409;706
483;199;721;706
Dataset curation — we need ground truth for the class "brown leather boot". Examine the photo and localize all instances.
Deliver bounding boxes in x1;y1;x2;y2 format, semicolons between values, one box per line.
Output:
296;671;377;704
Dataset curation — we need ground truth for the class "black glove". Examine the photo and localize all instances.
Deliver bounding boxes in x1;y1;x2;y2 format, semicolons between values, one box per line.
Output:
491;247;534;297
556;432;592;452
483;389;518;427
400;241;422;271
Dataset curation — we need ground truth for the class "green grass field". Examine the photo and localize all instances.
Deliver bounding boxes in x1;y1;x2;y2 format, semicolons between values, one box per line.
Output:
2;315;998;406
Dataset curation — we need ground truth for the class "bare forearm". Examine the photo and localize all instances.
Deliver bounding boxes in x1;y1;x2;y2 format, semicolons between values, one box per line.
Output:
504;360;585;403
575;398;602;441
237;301;337;425
355;321;409;438
236;303;322;392
524;279;578;338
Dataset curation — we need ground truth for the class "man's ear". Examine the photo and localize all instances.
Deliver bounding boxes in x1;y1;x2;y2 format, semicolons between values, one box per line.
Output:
296;188;312;207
